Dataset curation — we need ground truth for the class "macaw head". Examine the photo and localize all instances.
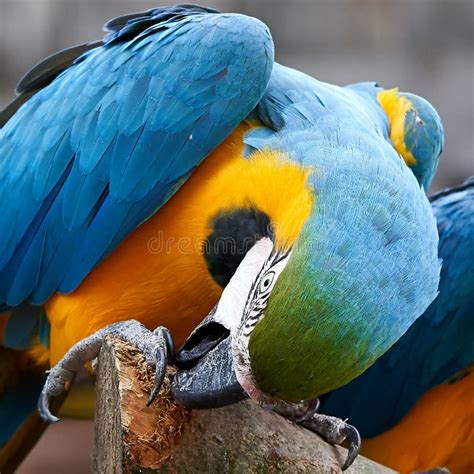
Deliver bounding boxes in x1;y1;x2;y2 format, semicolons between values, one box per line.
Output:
171;145;441;408
378;89;444;191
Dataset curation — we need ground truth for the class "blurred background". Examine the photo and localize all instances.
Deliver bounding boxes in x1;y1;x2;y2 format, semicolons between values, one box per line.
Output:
0;0;472;471
1;0;473;192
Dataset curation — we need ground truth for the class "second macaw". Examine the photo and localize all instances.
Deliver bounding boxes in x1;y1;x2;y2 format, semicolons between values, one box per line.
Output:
0;5;443;471
321;177;474;473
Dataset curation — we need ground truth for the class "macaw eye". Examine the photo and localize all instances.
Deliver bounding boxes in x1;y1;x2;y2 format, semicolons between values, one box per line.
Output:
259;271;275;294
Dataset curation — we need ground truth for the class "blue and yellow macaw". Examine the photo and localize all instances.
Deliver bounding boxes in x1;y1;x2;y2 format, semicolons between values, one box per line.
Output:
0;5;443;471
321;178;474;473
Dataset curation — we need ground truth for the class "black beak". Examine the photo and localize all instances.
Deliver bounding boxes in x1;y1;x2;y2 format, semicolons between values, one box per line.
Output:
172;308;247;409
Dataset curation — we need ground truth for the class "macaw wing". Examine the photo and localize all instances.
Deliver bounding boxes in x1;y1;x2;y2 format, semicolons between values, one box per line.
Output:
0;6;274;306
319;178;474;437
0;42;103;127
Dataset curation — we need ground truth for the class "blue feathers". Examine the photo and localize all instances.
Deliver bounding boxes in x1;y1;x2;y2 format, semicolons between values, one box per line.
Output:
0;6;447;417
102;5;220;46
0;8;274;305
319;178;474;437
246;63;441;393
3;305;42;350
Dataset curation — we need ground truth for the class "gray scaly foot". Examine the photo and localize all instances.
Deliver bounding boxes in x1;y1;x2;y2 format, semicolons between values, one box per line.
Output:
300;413;361;470
38;320;173;423
261;397;360;471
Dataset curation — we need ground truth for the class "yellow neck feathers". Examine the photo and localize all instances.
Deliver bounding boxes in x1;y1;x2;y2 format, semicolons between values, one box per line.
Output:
377;88;416;166
203;146;314;251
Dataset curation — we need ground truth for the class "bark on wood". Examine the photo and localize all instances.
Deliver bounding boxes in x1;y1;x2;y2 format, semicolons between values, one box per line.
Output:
93;337;395;474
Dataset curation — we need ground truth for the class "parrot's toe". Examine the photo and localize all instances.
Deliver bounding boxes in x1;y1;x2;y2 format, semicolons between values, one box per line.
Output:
293;397;321;423
38;365;73;423
299;413;361;471
263;397;321;423
261;398;359;469
38;320;174;423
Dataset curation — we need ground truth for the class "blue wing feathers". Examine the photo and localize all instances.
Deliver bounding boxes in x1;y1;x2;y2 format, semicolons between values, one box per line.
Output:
0;8;274;305
3;305;42;349
0;159;75;305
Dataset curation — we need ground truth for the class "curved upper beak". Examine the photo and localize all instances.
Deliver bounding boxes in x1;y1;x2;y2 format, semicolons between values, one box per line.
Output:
171;237;276;409
172;306;246;409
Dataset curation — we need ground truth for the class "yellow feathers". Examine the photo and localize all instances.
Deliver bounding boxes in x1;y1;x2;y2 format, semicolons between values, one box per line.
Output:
45;123;314;365
197;147;314;251
378;88;416;166
25;340;50;368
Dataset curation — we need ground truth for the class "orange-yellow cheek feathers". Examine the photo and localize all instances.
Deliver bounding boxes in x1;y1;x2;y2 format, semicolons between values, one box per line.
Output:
378;88;416;166
45;123;314;365
196;147;314;251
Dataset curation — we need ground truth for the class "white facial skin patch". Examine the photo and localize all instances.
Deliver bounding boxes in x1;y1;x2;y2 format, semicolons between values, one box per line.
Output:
211;237;275;332
207;236;292;401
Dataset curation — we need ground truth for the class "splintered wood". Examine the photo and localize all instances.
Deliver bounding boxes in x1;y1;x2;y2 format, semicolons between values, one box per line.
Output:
93;337;395;474
93;336;189;472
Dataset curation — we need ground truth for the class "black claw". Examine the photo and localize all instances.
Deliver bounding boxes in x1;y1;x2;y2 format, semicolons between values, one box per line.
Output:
340;424;361;471
295;397;320;423
147;346;167;406
162;328;174;363
38;390;60;424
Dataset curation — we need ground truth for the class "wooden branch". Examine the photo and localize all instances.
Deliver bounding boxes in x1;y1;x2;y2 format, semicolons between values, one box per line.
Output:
93;337;395;473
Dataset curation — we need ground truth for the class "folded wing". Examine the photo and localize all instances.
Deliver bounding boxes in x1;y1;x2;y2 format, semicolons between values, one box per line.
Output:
0;6;274;306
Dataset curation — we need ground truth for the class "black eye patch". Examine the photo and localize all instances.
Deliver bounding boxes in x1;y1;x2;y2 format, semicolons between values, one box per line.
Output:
203;207;272;288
